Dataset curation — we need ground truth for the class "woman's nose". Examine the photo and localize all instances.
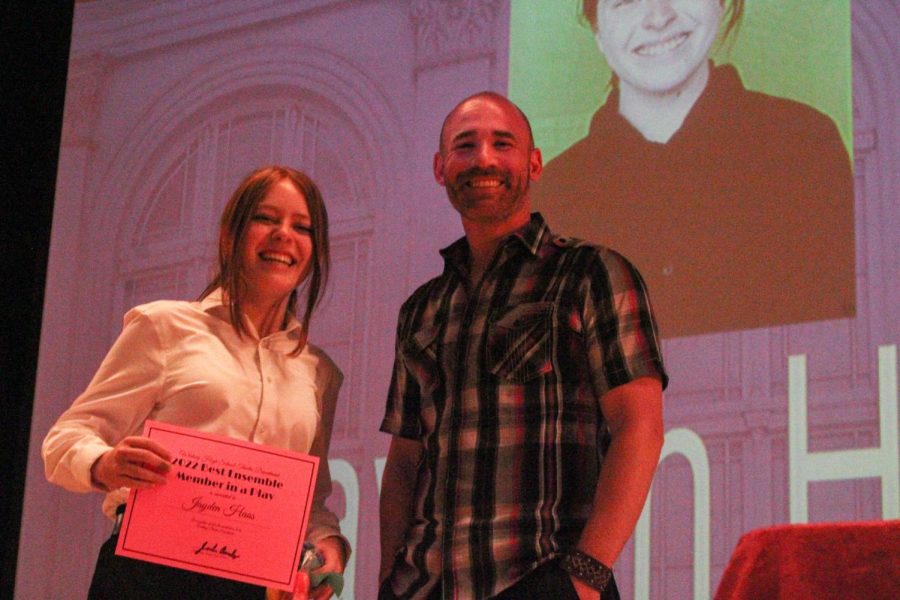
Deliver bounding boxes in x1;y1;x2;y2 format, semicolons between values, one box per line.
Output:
271;220;290;239
643;0;677;30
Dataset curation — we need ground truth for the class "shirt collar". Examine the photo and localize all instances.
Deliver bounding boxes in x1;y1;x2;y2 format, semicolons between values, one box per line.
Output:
439;212;550;274
199;288;303;340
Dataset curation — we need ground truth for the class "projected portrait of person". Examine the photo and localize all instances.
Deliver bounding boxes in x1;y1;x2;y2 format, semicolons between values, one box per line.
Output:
532;0;855;338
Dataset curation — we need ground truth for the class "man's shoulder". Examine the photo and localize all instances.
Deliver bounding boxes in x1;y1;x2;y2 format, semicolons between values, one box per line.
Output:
398;272;453;314
544;230;619;258
542;231;644;280
547;232;579;249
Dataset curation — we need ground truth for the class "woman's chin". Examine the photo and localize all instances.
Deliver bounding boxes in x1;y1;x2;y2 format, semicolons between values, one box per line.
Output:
621;64;708;98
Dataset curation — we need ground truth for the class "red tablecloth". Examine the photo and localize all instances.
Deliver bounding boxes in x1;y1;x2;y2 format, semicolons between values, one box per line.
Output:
714;520;900;599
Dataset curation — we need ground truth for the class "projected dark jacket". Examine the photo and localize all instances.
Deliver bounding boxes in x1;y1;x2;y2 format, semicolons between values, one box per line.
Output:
533;63;855;338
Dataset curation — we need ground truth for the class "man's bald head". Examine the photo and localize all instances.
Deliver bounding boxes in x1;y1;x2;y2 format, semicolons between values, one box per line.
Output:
438;91;535;154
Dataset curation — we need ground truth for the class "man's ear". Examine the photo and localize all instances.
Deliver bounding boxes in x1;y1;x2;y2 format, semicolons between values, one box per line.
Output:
529;147;543;182
433;152;446;186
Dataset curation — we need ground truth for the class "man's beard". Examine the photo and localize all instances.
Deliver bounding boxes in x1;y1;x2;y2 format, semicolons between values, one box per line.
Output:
445;166;530;224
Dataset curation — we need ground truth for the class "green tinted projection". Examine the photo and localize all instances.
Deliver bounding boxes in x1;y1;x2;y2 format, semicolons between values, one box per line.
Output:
509;0;851;161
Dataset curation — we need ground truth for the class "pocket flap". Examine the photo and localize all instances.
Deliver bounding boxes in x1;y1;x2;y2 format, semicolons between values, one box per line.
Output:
492;302;554;330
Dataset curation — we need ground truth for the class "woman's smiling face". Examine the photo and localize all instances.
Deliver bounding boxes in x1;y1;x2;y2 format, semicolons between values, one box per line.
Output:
596;0;724;96
238;178;314;303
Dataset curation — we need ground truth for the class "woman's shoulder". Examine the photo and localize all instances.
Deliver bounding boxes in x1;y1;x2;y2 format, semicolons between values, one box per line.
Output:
302;342;343;380
721;67;842;135
122;298;204;327
301;342;344;404
744;90;835;127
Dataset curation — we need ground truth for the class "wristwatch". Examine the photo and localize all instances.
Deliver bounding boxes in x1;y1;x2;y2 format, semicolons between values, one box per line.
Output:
560;548;613;593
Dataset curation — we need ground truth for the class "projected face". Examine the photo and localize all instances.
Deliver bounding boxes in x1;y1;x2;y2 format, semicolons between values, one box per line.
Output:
596;0;724;96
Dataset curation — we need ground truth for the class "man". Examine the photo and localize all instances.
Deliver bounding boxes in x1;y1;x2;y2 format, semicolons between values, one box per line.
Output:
379;91;667;599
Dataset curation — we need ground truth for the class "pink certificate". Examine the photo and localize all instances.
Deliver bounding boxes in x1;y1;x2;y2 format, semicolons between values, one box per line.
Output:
115;420;319;591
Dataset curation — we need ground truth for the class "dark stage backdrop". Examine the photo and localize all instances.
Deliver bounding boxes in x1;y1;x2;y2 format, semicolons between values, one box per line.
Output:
0;1;73;593
14;2;900;599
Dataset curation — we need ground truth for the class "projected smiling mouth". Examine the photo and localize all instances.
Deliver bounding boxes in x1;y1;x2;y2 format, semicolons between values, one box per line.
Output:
635;31;691;57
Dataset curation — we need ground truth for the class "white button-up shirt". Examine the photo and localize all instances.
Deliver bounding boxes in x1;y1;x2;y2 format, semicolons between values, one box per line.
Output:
43;289;346;548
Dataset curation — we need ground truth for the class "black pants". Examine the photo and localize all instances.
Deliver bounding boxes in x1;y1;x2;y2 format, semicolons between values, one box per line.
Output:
378;560;620;600
493;560;620;600
88;533;265;600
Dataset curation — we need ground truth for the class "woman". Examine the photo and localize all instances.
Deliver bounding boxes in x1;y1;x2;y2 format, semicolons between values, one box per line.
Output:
534;0;855;338
43;166;348;599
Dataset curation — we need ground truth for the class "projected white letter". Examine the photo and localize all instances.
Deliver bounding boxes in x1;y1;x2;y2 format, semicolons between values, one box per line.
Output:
374;456;386;495
634;428;711;600
788;345;899;522
329;459;359;599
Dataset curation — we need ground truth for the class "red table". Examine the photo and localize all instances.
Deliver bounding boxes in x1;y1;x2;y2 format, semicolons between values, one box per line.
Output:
715;520;900;599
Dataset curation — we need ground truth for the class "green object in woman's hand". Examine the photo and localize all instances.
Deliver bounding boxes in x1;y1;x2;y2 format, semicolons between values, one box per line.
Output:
299;542;344;597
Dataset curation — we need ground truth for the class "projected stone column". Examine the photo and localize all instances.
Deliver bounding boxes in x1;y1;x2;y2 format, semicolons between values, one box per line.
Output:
406;0;510;284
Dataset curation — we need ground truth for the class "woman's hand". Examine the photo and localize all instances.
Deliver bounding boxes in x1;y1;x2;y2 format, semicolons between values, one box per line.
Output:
90;436;172;490
266;535;346;600
266;536;346;600
308;535;346;600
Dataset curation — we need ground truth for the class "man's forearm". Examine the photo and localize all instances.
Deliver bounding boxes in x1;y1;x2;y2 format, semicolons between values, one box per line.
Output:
577;377;665;567
379;437;422;583
379;475;414;581
577;422;663;566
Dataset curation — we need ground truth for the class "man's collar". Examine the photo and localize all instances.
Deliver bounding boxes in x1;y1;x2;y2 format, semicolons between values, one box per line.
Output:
514;211;549;256
439;212;550;270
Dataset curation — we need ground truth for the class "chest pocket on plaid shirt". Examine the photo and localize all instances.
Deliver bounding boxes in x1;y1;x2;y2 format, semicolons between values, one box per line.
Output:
400;324;442;397
488;302;555;383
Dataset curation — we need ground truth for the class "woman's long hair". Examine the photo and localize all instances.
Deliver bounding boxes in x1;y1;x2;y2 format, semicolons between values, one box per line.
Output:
199;165;330;354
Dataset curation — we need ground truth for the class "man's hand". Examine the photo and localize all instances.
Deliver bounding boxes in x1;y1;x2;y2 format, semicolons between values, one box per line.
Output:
90;436;171;490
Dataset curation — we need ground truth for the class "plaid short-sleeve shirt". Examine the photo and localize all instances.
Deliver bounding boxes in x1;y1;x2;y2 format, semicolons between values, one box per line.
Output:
381;213;667;599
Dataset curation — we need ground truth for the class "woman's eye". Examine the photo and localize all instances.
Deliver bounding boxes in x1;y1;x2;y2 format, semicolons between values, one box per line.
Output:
293;224;312;234
252;214;276;223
